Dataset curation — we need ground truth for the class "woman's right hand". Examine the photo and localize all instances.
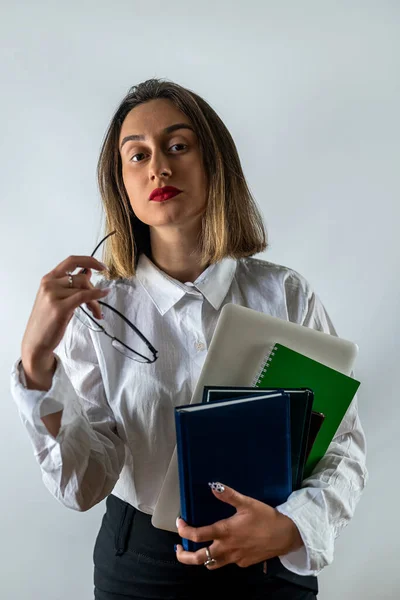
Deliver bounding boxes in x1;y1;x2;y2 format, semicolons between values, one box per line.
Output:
21;255;111;370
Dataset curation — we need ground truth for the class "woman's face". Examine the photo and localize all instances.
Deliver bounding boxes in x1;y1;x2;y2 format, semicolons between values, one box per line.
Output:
119;98;208;230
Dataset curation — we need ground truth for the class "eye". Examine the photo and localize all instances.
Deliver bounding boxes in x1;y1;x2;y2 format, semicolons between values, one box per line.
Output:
129;143;187;163
130;152;146;163
170;143;187;152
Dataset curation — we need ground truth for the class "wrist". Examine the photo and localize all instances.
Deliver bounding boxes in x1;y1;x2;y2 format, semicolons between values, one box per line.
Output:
21;353;57;392
21;350;55;373
279;512;304;554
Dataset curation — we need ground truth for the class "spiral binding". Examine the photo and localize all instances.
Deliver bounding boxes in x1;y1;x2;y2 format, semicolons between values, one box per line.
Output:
251;343;279;388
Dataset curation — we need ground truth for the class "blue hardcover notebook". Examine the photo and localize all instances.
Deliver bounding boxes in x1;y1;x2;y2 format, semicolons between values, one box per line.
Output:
202;386;313;491
174;391;292;551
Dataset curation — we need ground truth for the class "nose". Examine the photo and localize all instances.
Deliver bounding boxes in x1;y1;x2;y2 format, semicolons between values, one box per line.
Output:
149;150;172;180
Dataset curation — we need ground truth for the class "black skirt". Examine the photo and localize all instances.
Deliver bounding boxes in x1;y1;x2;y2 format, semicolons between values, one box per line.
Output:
93;494;318;600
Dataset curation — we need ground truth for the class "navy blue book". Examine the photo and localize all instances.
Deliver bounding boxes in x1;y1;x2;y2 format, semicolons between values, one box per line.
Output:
202;386;314;491
174;391;292;551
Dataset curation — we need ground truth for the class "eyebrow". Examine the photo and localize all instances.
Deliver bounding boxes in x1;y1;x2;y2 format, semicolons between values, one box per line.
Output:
120;123;195;151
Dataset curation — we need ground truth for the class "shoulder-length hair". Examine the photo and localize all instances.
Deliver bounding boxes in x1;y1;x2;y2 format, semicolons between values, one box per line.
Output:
98;78;267;280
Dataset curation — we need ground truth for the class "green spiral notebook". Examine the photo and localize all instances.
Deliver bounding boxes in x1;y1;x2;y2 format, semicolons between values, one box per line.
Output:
252;343;360;477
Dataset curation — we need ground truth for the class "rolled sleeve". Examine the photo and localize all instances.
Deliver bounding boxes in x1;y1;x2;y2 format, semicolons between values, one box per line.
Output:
11;355;81;437
10;318;125;512
276;393;368;575
273;278;368;575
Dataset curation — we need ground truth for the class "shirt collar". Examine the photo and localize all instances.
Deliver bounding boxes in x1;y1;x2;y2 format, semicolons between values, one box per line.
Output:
135;254;237;315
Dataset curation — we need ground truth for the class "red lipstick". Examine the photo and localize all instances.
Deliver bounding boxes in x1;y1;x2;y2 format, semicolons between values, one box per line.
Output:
149;186;182;202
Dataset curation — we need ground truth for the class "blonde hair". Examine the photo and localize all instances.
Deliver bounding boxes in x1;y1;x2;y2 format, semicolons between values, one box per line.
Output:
97;78;267;279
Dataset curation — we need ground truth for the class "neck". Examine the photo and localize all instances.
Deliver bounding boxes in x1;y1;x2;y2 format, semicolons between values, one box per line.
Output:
149;224;209;283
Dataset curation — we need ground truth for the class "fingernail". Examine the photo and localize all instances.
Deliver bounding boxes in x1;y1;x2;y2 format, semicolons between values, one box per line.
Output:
101;312;105;319
98;262;108;270
176;517;181;528
208;482;225;493
174;544;178;552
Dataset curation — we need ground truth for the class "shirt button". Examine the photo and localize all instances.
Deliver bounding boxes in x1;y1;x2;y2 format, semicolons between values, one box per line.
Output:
195;342;206;351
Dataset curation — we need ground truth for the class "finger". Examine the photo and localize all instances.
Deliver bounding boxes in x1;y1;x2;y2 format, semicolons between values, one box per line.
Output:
174;544;206;566
78;301;104;321
82;278;105;320
77;267;92;278
175;543;228;570
75;269;99;315
58;273;95;291
46;256;108;280
42;273;102;299
176;517;228;544
208;482;249;510
85;302;103;320
62;287;111;317
83;278;104;319
56;272;107;320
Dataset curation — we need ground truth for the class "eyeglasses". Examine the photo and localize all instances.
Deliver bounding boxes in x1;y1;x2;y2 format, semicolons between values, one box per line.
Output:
74;231;158;364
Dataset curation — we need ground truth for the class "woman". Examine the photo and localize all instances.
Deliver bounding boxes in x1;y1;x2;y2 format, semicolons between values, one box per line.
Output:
11;79;367;599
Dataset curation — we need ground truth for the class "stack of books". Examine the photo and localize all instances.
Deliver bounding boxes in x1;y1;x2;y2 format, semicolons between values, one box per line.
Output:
151;303;361;540
175;342;360;551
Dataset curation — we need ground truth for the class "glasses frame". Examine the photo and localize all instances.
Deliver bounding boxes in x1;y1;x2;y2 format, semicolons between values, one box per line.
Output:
77;231;158;364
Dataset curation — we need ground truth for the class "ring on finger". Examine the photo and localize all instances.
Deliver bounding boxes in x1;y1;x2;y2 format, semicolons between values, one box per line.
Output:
204;546;217;568
66;271;74;288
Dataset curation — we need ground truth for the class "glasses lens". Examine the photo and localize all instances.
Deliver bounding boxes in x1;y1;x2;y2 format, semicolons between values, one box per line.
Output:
74;307;104;331
74;303;156;363
112;340;154;363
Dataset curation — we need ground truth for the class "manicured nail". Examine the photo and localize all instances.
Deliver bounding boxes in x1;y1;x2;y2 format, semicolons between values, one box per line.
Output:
176;517;181;528
208;482;225;493
174;544;178;552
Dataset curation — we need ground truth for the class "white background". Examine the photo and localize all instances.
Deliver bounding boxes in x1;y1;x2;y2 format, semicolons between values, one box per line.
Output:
2;1;399;598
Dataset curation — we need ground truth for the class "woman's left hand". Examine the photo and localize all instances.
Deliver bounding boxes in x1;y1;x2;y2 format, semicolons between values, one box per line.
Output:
175;482;304;569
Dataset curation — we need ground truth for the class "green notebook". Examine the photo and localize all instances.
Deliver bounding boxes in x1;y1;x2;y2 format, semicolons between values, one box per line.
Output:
254;343;360;478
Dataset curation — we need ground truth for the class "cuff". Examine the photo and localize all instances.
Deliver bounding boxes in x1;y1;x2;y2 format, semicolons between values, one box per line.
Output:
11;355;80;436
275;485;330;577
275;504;316;576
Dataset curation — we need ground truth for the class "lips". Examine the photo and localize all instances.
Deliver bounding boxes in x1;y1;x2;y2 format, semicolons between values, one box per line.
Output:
149;186;182;201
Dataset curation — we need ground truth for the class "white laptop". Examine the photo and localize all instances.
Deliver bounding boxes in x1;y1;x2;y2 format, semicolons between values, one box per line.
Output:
152;303;358;532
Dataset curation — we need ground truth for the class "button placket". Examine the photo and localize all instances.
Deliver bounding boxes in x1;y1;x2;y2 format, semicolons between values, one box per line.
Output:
183;290;207;354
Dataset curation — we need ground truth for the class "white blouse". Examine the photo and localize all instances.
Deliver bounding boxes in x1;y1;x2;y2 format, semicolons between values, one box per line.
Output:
10;254;368;576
